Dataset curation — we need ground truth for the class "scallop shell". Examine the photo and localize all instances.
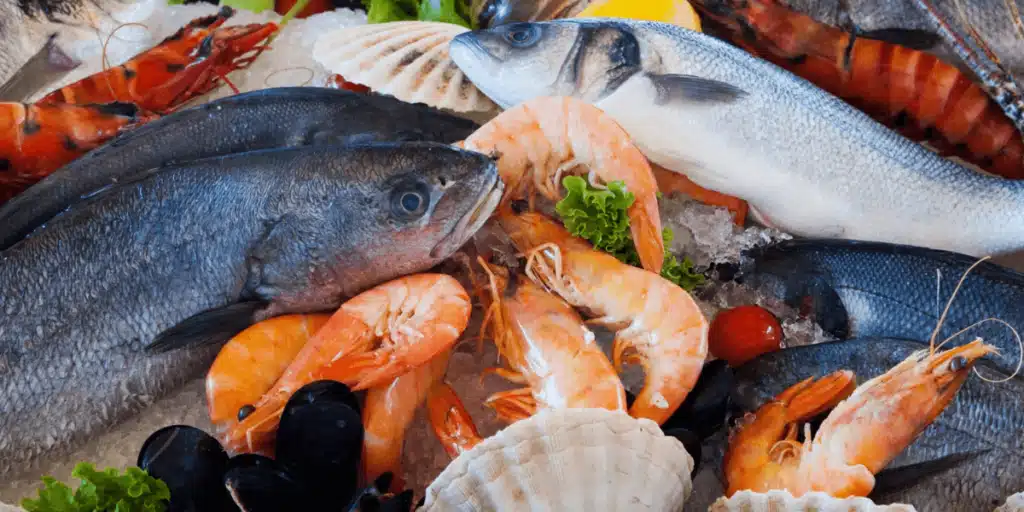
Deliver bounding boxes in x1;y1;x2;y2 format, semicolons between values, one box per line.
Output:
710;490;917;512
313;22;499;115
996;492;1024;512
419;408;693;511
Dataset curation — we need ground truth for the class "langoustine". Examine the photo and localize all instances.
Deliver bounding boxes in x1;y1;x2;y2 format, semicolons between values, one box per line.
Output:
458;95;666;275
219;273;472;454
724;339;997;497
496;207;709;424
693;0;1024;179
475;257;627;422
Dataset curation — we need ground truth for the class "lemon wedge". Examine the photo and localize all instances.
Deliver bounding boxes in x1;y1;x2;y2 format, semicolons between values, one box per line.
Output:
576;0;702;32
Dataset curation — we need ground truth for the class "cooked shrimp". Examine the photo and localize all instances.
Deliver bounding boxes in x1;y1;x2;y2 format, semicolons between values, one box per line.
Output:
725;339;997;498
475;257;627;422
496;209;708;425
206;314;331;427
363;350;451;490
457;96;665;274
220;274;471;453
426;382;483;458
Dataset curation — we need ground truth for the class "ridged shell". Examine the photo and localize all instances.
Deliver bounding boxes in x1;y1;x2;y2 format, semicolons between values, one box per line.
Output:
996;492;1024;512
419;408;693;511
313;22;499;114
710;491;917;512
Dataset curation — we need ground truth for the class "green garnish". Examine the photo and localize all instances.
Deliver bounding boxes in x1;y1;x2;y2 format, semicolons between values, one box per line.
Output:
22;463;170;512
555;175;706;291
361;0;472;27
218;0;275;12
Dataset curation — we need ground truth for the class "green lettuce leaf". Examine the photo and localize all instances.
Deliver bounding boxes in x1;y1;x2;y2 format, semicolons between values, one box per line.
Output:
219;0;275;12
361;0;471;25
22;463;170;512
554;176;705;291
417;0;472;27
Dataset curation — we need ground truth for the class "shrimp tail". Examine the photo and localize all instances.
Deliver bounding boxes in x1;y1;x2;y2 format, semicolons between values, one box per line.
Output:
782;371;858;422
427;382;484;459
317;350;415;391
484;388;537;423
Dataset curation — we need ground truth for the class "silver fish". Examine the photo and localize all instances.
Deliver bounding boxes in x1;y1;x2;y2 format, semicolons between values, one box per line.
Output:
0;142;502;477
449;19;1024;258
471;0;590;28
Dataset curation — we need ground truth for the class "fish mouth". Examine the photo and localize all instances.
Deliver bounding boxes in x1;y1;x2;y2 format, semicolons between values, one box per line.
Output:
430;171;505;259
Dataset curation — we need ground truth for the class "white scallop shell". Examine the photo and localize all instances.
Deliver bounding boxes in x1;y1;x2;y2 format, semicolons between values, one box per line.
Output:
419;408;693;511
710;490;917;512
313;22;499;115
996;492;1024;512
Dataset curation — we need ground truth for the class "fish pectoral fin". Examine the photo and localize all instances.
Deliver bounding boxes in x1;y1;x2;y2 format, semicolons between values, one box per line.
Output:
870;449;991;499
145;301;264;353
852;28;942;52
645;73;747;106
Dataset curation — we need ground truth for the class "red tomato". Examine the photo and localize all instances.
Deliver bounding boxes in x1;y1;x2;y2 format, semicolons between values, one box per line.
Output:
275;0;333;18
708;305;782;366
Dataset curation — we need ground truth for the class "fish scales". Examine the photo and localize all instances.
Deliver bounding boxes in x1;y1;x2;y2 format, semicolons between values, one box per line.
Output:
449;19;1024;257
732;338;1024;511
0;87;480;251
0;142;501;477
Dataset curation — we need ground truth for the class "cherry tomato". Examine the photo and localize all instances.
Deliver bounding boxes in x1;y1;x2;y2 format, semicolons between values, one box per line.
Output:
708;305;782;366
275;0;334;18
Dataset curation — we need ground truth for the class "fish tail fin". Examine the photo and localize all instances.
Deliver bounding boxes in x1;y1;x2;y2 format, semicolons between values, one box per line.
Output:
146;301;263;353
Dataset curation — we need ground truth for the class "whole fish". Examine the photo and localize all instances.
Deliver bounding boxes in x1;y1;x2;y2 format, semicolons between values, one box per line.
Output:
0;142;502;477
449;19;1024;257
471;0;590;28
731;338;1024;512
0;87;479;251
734;238;1024;375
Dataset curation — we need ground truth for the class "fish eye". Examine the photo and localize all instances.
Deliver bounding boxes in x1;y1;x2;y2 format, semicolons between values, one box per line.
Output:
391;181;432;220
503;24;539;46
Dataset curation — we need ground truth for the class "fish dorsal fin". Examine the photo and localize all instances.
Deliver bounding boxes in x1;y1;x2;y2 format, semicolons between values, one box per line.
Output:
645;72;747;105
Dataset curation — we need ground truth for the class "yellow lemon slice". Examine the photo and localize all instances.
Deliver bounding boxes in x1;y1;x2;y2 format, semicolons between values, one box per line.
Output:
576;0;703;32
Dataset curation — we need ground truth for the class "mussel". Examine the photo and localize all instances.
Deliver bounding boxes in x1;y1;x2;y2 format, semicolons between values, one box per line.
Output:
138;425;234;512
276;380;364;507
224;454;309;511
346;473;415;512
662;427;703;478
662;359;734;439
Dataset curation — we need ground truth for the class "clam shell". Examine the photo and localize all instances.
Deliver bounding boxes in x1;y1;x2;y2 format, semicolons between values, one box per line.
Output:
996;492;1024;512
709;490;917;512
419;408;693;511
313;22;499;115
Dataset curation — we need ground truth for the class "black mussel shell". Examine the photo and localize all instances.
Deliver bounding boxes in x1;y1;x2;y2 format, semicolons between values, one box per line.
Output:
276;380;364;506
332;0;367;10
662;360;734;439
224;454;309;511
662;428;702;478
138;425;233;512
345;473;411;512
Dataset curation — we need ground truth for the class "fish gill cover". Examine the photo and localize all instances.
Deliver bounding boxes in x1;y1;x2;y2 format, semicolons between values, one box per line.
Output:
555;175;705;290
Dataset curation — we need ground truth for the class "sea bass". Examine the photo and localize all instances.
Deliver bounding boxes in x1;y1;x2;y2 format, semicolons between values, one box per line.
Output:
735;238;1024;375
0;87;479;251
0;143;502;477
731;338;1024;512
449;19;1024;257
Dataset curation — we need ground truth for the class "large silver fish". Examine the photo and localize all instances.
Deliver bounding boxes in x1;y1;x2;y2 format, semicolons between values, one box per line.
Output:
0;143;502;477
449;19;1024;258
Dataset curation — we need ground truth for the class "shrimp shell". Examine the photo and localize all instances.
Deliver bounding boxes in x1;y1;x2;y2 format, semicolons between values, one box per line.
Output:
313;22;499;114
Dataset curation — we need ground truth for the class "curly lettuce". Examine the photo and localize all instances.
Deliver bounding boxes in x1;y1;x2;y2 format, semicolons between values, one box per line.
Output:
22;463;170;512
361;0;472;26
555;176;705;291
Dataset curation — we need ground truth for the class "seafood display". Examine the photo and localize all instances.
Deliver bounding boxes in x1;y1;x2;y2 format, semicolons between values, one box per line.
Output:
0;144;499;477
2;0;1023;510
737;239;1024;374
732;338;1024;510
449;19;1024;257
0;87;479;251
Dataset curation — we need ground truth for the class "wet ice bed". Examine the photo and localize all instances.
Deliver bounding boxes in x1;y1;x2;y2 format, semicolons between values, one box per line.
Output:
0;195;823;507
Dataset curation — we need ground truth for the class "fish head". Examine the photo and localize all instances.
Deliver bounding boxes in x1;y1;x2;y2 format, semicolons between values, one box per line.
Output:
450;19;643;108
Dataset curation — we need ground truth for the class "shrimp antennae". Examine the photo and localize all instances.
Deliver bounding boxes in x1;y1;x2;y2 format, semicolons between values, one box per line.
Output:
263;67;315;88
936;318;1023;382
99;22;151;106
927;255;991;353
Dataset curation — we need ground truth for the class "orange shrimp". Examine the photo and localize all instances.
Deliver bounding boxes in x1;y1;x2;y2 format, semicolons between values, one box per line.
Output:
474;257;627;423
724;339;996;497
40;7;277;114
693;0;1024;179
496;208;709;425
205;314;331;427
220;274;471;454
456;96;665;274
0;102;150;202
426;382;483;459
363;350;451;490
